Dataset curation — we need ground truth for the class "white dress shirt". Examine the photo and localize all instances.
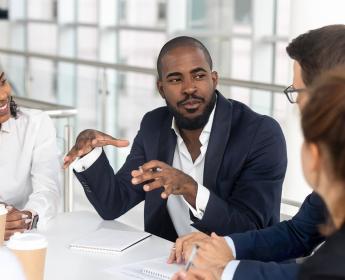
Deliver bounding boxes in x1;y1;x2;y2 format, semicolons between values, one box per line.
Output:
74;104;216;237
222;237;240;279
167;105;215;236
0;108;61;229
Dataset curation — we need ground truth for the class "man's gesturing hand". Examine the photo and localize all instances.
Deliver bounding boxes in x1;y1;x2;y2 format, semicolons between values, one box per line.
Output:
63;129;129;168
131;160;198;205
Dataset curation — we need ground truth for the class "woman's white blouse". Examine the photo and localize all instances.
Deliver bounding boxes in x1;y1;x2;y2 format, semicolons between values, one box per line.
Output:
0;108;61;228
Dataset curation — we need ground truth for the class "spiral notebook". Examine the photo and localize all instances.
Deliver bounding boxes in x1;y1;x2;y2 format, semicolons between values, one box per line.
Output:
107;257;182;280
69;228;151;254
141;258;182;280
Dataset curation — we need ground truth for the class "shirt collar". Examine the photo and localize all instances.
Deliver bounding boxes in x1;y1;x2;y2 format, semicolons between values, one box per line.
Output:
171;97;217;146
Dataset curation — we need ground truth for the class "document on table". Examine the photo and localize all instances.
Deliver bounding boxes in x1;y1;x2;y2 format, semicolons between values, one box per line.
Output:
105;257;183;280
69;228;151;254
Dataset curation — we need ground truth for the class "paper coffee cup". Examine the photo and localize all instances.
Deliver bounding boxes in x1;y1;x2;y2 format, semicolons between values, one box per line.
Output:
7;232;48;280
0;204;8;246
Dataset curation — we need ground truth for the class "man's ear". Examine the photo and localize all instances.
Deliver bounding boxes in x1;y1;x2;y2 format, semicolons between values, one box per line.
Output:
211;71;218;88
157;79;165;99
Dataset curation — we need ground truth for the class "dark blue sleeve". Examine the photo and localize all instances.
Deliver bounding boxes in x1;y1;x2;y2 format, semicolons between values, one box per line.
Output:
74;127;147;220
233;261;299;280
231;192;327;262
194;116;287;234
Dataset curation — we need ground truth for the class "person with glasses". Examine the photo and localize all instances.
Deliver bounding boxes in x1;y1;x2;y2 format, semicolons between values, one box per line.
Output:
170;24;345;280
0;72;61;240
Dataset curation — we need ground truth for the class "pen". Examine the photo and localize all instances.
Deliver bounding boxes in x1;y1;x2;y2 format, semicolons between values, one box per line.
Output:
184;244;199;271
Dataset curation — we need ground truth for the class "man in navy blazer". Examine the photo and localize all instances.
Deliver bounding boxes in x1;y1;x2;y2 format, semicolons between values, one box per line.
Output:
171;25;345;280
64;36;287;242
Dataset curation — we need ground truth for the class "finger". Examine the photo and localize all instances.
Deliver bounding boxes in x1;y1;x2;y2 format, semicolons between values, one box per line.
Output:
131;170;164;185
210;232;219;238
131;169;144;178
167;244;177;264
63;146;80;168
95;137;129;147
161;184;174;199
6;218;31;230
6;212;28;222
5;229;26;241
175;235;193;264
140;160;167;172
143;178;165;192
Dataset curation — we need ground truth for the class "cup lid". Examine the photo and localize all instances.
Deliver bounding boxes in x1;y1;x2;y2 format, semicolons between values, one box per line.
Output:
0;204;8;215
7;232;48;250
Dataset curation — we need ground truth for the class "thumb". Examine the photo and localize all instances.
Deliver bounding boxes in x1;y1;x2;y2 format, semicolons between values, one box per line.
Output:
93;137;130;147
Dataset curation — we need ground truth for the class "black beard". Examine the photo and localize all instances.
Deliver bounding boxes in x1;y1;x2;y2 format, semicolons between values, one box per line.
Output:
166;91;217;130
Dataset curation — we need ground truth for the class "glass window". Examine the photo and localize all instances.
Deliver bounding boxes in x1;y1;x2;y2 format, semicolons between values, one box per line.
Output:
119;0;127;23
157;1;166;22
189;0;206;28
234;0;252;25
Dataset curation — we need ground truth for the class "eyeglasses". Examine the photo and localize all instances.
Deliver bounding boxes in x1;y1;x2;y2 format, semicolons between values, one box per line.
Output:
283;85;306;104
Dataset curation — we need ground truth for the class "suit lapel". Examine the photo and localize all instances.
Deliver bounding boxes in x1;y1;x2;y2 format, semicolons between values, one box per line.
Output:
157;114;176;165
204;91;233;191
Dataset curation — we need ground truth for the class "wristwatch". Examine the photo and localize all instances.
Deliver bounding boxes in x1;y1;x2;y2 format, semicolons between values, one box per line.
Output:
29;213;39;230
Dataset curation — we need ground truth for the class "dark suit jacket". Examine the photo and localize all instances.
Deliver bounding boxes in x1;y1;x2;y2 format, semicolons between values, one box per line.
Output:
230;192;328;280
75;91;287;241
299;223;345;280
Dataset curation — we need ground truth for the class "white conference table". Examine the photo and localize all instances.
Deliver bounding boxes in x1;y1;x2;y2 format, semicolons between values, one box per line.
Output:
40;211;173;280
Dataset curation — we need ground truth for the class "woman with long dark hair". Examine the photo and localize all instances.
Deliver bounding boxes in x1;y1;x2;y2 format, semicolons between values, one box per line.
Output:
298;70;345;279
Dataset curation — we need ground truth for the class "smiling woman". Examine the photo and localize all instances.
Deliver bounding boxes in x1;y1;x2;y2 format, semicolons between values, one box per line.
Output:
0;71;61;240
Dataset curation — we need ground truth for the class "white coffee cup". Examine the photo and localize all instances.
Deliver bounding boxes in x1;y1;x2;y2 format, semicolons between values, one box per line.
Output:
7;232;48;280
0;204;8;246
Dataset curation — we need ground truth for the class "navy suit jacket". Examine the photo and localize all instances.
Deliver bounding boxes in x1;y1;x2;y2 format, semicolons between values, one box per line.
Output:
75;92;287;241
230;192;328;280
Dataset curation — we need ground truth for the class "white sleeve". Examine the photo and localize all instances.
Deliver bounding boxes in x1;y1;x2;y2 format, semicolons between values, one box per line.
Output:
224;236;237;258
221;261;241;280
24;113;61;230
183;184;210;219
72;147;103;172
222;236;240;279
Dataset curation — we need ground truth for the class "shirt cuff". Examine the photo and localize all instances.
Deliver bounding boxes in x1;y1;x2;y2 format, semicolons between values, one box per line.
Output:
183;184;210;220
73;147;103;172
224;236;237;259
221;260;240;280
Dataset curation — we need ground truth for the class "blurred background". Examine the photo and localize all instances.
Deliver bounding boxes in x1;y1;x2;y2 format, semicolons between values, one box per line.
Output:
0;0;344;229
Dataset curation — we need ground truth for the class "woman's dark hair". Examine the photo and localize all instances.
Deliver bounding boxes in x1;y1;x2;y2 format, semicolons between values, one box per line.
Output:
301;69;345;233
10;96;18;118
286;24;345;86
301;69;345;182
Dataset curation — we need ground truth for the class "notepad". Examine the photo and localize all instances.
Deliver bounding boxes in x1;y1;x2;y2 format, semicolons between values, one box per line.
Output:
141;258;182;280
69;228;151;254
108;257;183;280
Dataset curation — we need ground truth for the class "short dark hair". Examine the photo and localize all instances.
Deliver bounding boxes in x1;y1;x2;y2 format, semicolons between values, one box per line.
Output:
156;36;213;80
286;24;345;86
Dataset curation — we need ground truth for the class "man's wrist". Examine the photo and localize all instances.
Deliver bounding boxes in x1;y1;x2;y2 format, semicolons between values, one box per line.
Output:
183;181;198;207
